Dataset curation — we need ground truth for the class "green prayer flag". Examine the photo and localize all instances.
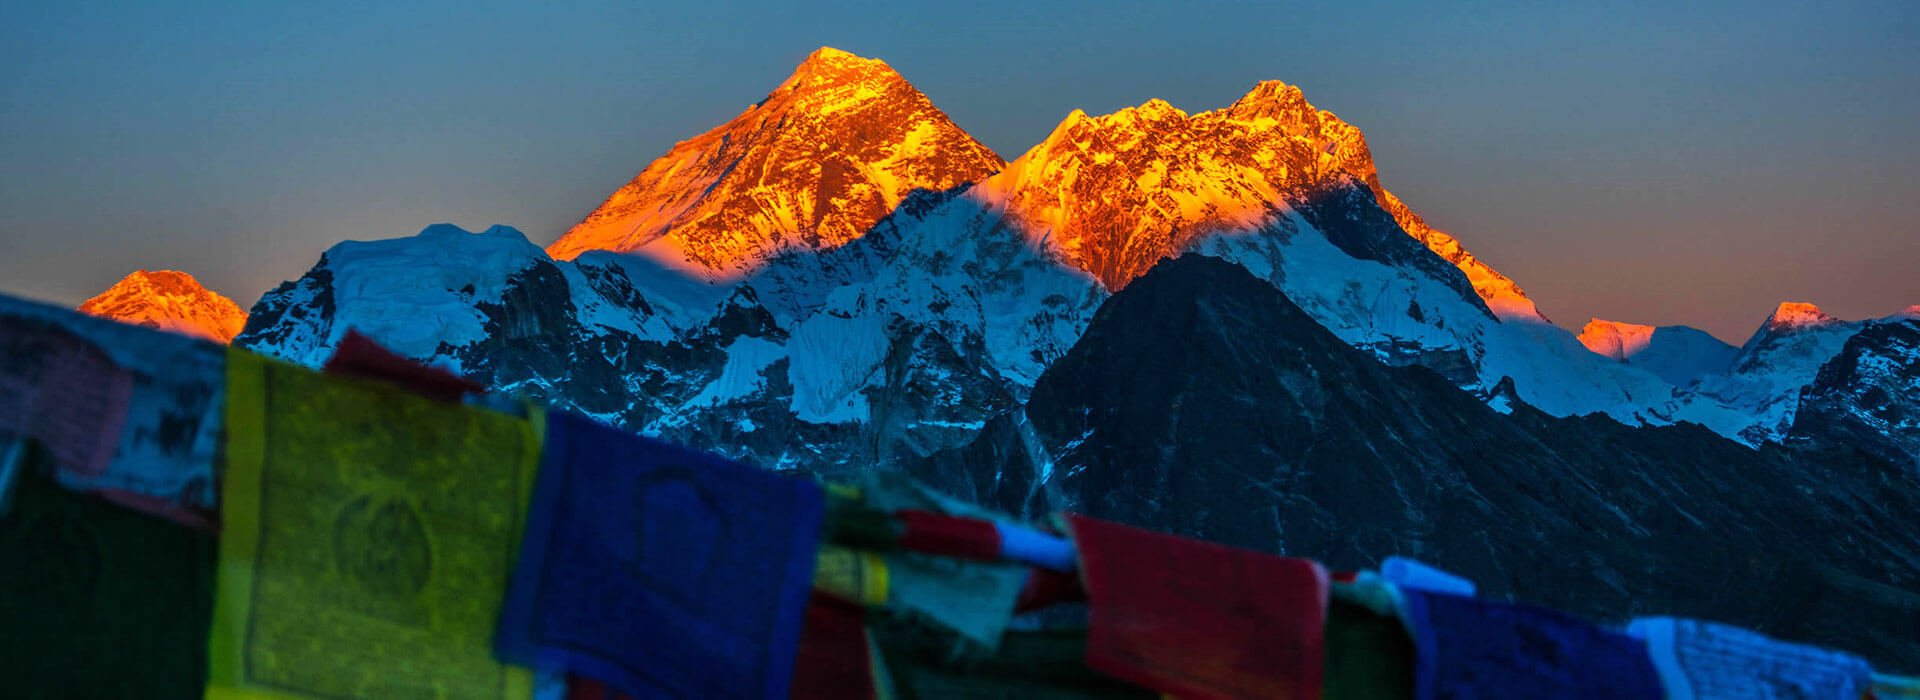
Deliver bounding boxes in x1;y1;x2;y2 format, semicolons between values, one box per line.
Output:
0;466;216;699
1323;599;1415;700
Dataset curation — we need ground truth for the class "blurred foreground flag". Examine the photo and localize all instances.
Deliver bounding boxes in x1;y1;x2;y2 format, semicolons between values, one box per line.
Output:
1067;513;1329;700
207;350;541;698
494;412;824;700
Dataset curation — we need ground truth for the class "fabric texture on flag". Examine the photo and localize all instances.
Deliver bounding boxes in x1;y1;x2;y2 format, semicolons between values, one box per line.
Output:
897;509;1001;560
871;617;1155;699
1379;556;1476;597
0;467;216;699
1400;589;1662;700
851;472;1027;650
0;316;132;483
1625;616;1873;700
209;349;539;699
0;296;225;514
495;411;824;700
1066;513;1329;700
815;545;890;606
789;594;876;700
322;330;484;402
1324;599;1415;700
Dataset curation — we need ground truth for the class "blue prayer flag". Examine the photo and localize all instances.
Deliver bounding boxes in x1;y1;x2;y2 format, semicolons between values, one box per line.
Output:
496;412;825;700
1400;589;1662;700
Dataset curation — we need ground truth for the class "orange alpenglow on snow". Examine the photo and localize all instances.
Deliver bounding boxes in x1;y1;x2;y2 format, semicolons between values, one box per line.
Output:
1577;318;1658;360
1763;301;1842;331
971;80;1547;322
78;269;248;343
546;46;1005;277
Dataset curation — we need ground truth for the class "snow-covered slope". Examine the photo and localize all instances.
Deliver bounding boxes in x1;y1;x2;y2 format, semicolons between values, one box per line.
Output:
967;86;1671;420
546;47;1004;277
233;50;1917;471
1675;303;1868;443
1578;318;1737;387
78;269;247;343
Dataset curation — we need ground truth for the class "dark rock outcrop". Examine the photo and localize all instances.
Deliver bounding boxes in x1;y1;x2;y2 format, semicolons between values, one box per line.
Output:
916;254;1920;671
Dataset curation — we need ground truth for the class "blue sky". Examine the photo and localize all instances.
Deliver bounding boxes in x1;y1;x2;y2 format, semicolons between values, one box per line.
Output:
2;1;1916;340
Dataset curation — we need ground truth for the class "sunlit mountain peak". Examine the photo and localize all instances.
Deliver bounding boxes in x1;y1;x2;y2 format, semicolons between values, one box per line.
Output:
78;269;247;343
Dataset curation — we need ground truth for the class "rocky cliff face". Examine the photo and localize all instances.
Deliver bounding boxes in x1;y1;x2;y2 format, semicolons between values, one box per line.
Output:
1791;317;1920;472
546;47;1004;277
78;269;247;343
913;255;1920;670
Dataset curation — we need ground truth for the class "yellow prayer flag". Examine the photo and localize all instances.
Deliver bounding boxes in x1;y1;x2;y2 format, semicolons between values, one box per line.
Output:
208;349;538;699
814;544;890;606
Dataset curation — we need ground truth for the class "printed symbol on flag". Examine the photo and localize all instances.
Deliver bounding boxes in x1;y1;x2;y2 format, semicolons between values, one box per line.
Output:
609;468;727;610
331;493;433;624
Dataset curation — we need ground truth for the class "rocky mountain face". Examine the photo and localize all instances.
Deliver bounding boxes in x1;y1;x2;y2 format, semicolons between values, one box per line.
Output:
1675;302;1869;444
221;47;1920;665
912;255;1920;671
231;47;1920;467
78;269;247;343
546;47;1005;278
1791;317;1920;472
1577;318;1737;387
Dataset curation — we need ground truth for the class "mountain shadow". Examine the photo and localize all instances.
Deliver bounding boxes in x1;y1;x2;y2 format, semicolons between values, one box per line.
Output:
914;253;1920;672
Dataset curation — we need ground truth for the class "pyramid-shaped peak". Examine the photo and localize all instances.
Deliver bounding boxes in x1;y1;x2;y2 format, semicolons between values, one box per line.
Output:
547;44;1001;269
80;268;248;343
783;46;899;85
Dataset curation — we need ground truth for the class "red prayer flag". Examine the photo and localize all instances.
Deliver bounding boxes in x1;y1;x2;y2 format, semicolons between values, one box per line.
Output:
1067;514;1329;700
1015;567;1087;613
895;509;1002;561
322;330;484;402
788;594;876;700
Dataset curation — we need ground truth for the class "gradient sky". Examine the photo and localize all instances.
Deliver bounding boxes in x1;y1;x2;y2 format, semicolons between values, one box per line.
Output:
3;1;1916;342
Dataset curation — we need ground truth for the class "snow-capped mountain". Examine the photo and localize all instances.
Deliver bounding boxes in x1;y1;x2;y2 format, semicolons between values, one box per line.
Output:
1675;302;1868;444
1577;318;1737;387
914;255;1920;671
238;48;1695;477
960;83;1670;419
233;47;1915;475
78;269;247;343
1792;315;1920;472
545;47;1004;278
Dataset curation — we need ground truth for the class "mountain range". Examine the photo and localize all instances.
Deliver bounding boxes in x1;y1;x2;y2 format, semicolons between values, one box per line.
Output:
66;47;1920;668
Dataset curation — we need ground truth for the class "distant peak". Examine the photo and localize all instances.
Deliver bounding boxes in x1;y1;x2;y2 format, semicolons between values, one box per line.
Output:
1581;318;1654;336
1577;318;1655;360
1766;301;1839;331
79;268;247;343
1896;304;1920;319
